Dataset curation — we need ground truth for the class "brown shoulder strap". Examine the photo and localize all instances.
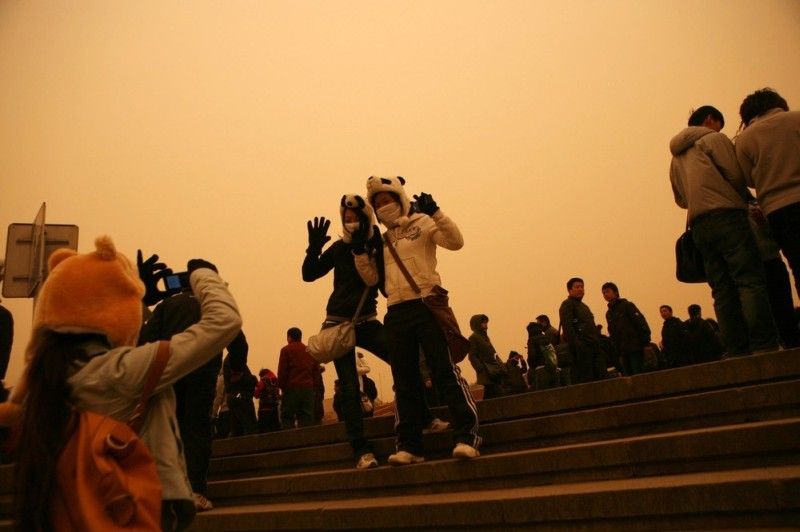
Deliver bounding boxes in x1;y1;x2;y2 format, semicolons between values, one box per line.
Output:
383;233;421;294
128;340;171;433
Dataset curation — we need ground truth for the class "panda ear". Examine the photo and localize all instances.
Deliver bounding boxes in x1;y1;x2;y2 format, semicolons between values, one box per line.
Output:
397;176;406;185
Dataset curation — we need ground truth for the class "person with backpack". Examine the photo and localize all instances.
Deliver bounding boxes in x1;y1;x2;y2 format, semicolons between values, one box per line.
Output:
254;368;281;432
0;236;241;531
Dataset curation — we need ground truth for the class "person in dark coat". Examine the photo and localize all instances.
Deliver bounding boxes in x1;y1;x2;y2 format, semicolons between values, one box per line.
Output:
467;314;507;399
504;351;528;394
685;304;725;363
659;305;692;367
559;278;607;383
602;282;651;376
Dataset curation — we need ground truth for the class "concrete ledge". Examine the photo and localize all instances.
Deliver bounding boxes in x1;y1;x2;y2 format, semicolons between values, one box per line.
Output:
211;349;800;458
206;379;800;479
192;465;800;530
206;418;800;507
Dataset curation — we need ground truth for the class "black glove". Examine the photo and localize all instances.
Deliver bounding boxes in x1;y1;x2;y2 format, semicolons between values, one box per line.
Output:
187;258;217;274
350;223;369;255
137;250;173;306
412;192;439;216
306;216;331;255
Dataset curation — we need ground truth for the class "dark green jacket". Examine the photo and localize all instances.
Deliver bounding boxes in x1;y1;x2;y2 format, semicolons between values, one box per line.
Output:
467;314;505;385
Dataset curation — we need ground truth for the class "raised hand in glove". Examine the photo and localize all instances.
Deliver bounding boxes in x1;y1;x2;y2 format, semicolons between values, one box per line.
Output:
306;216;331;255
350;223;370;255
412;192;439;216
137;250;173;306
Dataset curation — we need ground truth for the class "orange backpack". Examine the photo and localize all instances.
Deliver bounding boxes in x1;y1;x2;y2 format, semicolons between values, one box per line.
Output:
51;341;170;531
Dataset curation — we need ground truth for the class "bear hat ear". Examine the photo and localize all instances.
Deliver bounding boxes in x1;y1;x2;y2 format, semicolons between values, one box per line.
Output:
48;248;77;271
397;176;405;185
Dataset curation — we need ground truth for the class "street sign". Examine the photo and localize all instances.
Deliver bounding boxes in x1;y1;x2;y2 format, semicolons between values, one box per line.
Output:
2;222;79;298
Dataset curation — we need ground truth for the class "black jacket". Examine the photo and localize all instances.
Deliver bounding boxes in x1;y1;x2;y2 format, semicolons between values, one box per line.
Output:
605;298;651;354
302;229;383;320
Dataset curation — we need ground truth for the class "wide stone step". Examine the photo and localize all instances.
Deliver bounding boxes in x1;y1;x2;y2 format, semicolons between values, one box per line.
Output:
210;349;800;460
206;417;800;508
208;378;800;479
192;465;800;531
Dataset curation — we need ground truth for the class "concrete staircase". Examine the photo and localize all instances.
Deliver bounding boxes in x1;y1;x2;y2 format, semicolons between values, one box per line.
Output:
192;349;800;530
0;350;798;530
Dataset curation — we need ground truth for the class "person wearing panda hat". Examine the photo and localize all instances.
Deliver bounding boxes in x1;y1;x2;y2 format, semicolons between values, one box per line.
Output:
302;194;448;469
0;236;242;531
366;176;481;464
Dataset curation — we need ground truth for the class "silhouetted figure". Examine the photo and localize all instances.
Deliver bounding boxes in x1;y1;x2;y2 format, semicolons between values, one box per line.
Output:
659;305;692;367
684;304;724;363
602;282;651;376
278;327;316;429
468;314;507;399
254;368;281;433
559;278;607;383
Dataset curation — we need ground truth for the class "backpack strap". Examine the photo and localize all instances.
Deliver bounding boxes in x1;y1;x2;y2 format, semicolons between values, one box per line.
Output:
128;340;171;434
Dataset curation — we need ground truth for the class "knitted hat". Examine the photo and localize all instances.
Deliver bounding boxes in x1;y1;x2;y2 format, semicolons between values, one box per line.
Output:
0;236;144;425
366;176;412;218
32;235;144;348
339;194;375;243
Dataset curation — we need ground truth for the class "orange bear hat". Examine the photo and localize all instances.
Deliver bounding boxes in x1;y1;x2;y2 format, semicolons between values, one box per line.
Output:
0;236;144;426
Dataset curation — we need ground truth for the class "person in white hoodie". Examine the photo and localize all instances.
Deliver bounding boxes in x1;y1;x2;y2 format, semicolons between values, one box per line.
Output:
366;176;481;465
669;106;778;357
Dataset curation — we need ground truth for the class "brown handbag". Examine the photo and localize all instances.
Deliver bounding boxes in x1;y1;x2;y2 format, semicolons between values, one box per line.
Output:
51;340;171;531
383;234;470;363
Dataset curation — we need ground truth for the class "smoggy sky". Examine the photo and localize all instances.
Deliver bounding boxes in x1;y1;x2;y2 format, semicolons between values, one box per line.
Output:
2;1;799;400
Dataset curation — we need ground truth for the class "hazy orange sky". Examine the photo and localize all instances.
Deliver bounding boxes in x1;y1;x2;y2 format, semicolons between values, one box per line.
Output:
2;1;799;399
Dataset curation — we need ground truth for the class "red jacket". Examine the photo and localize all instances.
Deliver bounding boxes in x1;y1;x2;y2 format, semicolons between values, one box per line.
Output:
277;341;317;390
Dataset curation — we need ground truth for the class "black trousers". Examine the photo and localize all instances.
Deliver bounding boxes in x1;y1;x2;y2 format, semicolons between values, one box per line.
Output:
331;319;434;459
384;300;480;455
173;354;221;495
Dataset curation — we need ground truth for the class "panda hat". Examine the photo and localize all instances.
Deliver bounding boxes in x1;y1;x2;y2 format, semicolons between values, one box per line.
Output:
366;175;413;228
339;194;375;243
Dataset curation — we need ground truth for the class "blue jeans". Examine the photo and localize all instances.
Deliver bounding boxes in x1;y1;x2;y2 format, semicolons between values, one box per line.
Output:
692;209;779;355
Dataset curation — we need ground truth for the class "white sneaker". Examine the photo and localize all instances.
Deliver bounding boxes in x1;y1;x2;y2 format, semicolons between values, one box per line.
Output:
388;450;425;466
452;443;480;460
356;452;378;469
423;418;450;434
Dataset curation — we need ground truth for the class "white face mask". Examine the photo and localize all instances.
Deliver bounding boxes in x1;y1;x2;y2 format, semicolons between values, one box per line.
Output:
376;203;402;225
344;222;361;234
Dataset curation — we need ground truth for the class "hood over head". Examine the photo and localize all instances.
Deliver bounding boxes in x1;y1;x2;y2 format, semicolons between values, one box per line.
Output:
339;194;375;243
470;314;489;332
670;126;716;156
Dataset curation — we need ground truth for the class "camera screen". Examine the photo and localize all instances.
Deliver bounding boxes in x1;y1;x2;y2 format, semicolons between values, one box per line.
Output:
165;275;182;290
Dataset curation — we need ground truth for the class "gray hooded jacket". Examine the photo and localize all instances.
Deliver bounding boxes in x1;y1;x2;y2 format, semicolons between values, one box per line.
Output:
669;126;748;223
